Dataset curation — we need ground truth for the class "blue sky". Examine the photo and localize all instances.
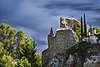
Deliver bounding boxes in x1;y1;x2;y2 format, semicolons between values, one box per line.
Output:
0;0;100;53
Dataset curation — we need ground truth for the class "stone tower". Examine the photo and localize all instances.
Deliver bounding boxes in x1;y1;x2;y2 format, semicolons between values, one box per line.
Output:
42;17;79;67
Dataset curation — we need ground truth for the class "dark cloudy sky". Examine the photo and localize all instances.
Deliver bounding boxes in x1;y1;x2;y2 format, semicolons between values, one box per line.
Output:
0;0;100;53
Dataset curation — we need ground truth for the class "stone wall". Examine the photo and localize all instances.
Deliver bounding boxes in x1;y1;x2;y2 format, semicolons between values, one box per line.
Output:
42;29;79;67
54;29;78;54
42;17;79;67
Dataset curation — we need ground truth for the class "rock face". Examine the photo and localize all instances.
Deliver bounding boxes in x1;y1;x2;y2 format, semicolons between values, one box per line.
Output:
84;44;100;67
42;18;79;67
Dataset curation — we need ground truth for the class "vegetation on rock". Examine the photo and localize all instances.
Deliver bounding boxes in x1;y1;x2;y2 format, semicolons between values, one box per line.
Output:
68;41;91;67
72;20;81;39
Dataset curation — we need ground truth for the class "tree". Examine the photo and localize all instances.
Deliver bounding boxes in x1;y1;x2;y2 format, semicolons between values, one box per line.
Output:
35;54;42;67
68;41;91;67
16;30;37;67
89;25;93;35
81;16;83;38
0;23;40;67
94;26;100;34
0;42;7;57
83;14;87;37
0;24;16;54
15;57;31;67
72;20;81;39
16;29;25;59
0;54;14;67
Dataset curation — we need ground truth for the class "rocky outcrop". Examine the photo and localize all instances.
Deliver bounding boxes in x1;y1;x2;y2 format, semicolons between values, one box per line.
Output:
84;43;100;67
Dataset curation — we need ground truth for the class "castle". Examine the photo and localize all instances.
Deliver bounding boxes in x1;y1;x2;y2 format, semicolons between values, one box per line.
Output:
42;17;79;67
42;16;100;67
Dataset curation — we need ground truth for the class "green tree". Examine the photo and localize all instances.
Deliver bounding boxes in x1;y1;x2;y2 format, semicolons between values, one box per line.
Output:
16;29;37;67
0;23;40;67
94;26;100;34
89;25;93;35
0;24;16;54
16;29;25;59
0;42;7;57
83;14;87;37
15;57;31;67
35;54;42;67
68;41;90;67
72;20;81;39
81;16;83;38
0;54;14;67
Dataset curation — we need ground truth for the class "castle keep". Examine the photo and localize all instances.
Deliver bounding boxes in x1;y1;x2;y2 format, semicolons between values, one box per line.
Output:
42;17;79;67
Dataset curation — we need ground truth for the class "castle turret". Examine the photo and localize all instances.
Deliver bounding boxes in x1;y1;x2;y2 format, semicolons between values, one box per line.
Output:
49;27;54;35
48;27;54;49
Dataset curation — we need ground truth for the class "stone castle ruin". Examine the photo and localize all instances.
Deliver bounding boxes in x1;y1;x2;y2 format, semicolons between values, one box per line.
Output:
42;17;79;67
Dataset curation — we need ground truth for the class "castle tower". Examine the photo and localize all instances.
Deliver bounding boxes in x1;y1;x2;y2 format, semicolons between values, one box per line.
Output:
42;17;79;67
48;27;54;49
49;27;54;35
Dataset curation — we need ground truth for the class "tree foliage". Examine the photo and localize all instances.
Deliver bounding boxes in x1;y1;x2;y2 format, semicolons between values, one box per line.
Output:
15;57;31;67
81;16;83;38
16;31;37;66
68;41;91;67
0;54;14;67
0;23;41;67
94;26;100;34
72;20;81;39
35;54;42;67
0;24;16;54
83;14;87;37
0;42;7;57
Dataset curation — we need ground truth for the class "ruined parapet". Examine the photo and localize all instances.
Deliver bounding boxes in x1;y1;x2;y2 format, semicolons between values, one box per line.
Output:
42;17;79;67
55;29;79;54
60;17;77;30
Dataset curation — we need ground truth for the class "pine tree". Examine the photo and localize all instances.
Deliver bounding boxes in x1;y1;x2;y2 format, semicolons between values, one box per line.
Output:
0;24;40;67
16;30;37;67
0;24;16;54
84;13;87;37
81;16;83;37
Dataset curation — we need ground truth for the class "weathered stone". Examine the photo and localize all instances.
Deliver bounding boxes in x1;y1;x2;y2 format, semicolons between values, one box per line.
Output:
84;44;100;67
42;18;79;67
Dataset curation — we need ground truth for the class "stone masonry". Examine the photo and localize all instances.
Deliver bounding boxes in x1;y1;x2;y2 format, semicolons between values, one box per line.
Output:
42;17;79;67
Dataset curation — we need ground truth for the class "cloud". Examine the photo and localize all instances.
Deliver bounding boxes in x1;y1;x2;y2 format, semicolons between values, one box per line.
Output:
0;0;59;53
0;0;100;53
44;0;94;10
